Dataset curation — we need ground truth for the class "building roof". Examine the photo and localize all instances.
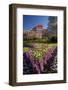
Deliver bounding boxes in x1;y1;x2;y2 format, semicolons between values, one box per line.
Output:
32;24;44;30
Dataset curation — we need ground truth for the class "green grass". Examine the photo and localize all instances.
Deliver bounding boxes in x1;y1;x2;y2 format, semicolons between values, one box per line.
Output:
23;47;30;53
23;43;57;60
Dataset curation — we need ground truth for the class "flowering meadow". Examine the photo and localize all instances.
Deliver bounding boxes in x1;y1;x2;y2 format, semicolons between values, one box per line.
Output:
23;43;57;75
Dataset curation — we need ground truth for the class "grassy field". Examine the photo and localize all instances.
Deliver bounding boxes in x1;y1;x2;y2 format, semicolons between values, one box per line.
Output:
23;43;57;60
23;43;57;53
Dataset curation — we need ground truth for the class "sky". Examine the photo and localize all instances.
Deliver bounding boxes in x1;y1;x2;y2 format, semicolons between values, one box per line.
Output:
23;15;49;31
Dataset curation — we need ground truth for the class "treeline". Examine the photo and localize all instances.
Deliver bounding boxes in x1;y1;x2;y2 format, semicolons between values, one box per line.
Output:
23;35;57;43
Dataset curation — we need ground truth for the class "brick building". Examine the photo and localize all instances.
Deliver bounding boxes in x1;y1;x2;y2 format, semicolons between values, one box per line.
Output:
23;24;45;39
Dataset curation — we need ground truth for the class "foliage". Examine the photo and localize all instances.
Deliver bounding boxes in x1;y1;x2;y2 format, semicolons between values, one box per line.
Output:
23;36;57;43
23;47;30;53
23;43;57;74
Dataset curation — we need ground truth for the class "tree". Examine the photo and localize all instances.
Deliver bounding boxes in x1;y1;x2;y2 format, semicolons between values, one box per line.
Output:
48;16;57;37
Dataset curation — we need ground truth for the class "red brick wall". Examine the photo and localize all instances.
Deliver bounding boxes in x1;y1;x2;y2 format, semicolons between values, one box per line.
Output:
36;25;43;30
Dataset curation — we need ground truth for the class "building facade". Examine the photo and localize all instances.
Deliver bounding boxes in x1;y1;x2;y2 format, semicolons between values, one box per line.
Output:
23;24;46;39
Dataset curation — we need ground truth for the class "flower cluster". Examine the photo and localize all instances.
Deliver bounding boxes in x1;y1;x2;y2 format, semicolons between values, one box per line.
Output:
23;44;57;74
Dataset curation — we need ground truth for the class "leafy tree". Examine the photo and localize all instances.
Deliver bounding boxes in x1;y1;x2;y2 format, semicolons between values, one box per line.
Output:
48;16;57;37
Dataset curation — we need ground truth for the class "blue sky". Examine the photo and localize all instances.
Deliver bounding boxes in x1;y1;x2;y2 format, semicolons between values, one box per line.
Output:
23;15;49;31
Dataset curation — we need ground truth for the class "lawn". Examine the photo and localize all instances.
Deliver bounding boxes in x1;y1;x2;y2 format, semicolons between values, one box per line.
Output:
23;43;57;60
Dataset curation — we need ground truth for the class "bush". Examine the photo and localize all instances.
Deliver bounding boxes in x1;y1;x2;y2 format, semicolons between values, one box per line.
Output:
48;36;57;43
